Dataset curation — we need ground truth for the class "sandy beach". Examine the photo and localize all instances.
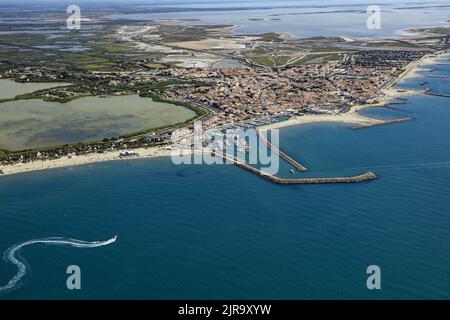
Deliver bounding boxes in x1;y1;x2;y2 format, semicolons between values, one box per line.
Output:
394;53;441;83
0;147;173;177
0;51;445;177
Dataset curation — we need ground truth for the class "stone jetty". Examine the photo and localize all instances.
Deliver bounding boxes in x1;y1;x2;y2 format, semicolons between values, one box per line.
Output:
213;152;377;185
425;91;450;99
256;129;308;172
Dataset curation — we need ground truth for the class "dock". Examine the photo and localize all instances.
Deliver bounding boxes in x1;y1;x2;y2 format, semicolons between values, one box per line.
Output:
424;91;450;99
213;152;377;185
426;75;450;80
351;117;414;130
256;129;308;172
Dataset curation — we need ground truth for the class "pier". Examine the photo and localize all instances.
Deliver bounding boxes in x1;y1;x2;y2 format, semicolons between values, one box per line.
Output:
426;75;450;80
424;91;450;99
213;152;377;185
379;105;413;114
256;129;308;172
351;117;414;130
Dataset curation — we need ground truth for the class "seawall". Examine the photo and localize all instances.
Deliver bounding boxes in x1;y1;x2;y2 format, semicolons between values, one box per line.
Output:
256;129;308;172
214;152;377;185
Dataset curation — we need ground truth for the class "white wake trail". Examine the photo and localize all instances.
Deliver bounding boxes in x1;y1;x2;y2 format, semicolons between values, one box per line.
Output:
0;236;117;294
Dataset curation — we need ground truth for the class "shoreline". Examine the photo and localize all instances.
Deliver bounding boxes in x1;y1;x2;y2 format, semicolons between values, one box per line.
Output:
259;51;445;131
0;51;445;177
0;147;173;177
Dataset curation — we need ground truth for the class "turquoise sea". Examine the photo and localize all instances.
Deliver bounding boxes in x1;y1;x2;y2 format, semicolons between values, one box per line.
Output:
1;56;450;299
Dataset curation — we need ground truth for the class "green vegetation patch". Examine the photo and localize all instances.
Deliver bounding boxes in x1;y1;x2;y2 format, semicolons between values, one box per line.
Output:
258;33;284;43
413;27;450;34
251;54;292;67
293;53;344;65
252;55;275;67
272;55;292;66
139;80;209;92
158;25;211;42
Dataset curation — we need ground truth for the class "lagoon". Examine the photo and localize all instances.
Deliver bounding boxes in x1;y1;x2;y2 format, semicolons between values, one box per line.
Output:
0;79;72;100
115;0;450;39
0;94;195;151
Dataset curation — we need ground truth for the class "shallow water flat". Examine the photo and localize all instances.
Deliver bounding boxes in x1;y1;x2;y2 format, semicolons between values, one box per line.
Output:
0;79;72;100
0;95;195;151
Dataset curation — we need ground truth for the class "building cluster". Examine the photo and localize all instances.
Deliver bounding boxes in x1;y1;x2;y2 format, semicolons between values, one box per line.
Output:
0;130;173;166
0;50;428;165
162;51;427;128
348;50;427;69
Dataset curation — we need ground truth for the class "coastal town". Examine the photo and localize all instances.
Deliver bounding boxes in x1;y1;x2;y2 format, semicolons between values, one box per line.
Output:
0;48;436;171
0;6;449;177
3;1;450;302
